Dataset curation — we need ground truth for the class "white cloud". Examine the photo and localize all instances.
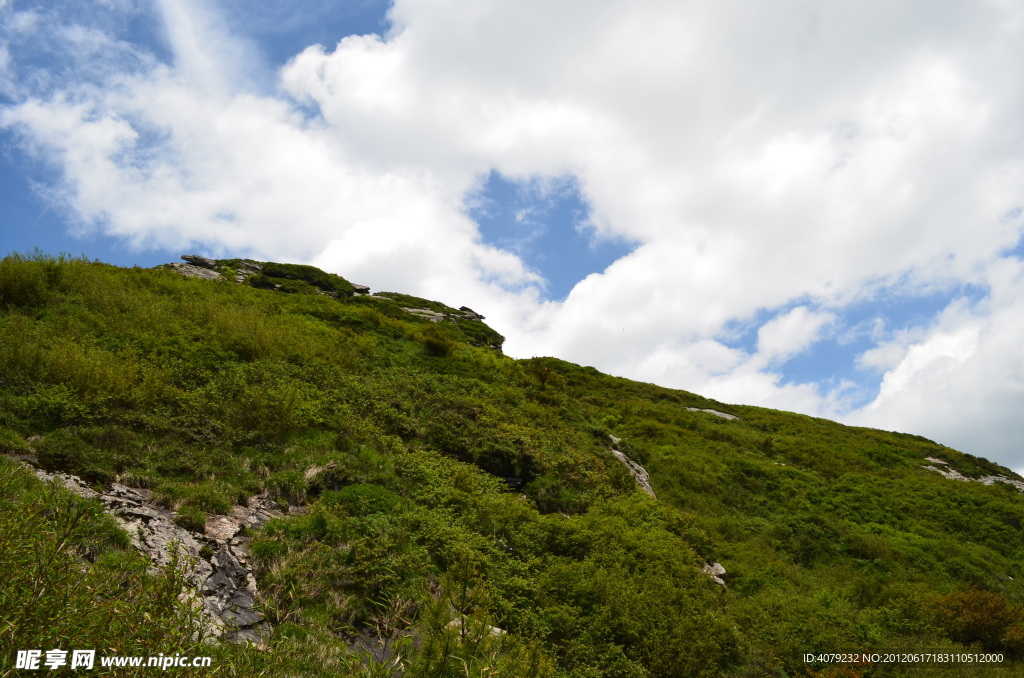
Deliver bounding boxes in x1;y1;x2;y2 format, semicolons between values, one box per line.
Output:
3;0;1024;469
153;0;263;93
0;44;11;98
757;307;835;363
848;259;1024;469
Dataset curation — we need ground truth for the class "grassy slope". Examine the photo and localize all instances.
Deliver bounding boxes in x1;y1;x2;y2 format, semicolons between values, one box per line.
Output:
1;253;1022;677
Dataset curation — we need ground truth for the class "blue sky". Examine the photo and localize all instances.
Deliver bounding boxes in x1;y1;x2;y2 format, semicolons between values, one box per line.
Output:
2;0;1023;473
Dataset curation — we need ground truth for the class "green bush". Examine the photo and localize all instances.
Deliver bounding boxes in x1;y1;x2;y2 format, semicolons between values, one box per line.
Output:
34;429;115;485
0;252;60;309
182;481;234;515
931;588;1023;651
174;504;207;532
323;483;404;517
420;324;454;358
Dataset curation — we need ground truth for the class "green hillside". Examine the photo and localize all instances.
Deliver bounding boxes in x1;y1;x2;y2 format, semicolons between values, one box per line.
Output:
2;252;1023;677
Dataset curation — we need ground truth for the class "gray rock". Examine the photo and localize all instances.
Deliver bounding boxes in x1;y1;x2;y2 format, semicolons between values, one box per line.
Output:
352;284;371;295
704;561;726;577
978;475;1024;492
703;561;727;586
686;408;739;421
401;307;446;322
233;260;262;283
922;465;971;482
922;463;1024;492
182;255;218;269
166;262;222;281
27;465;283;644
458;306;485;320
608;435;655;498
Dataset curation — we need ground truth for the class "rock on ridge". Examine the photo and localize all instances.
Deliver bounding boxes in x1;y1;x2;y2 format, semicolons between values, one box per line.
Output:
400;306;488;323
161;255;372;296
231;259;262;283
165;262;222;281
182;255;218;269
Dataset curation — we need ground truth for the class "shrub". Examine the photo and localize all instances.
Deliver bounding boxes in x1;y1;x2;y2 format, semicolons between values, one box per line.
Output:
173;505;207;532
323;483;403;517
267;469;308;505
0;252;57;308
420;325;454;358
931;588;1022;651
181;481;234;514
35;429;115;485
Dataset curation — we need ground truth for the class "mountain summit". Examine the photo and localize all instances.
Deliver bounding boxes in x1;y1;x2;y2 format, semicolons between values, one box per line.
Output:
2;252;1023;676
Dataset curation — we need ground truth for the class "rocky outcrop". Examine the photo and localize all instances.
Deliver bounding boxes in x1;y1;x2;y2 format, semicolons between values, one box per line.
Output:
922;459;1024;492
182;255;218;269
166;262;223;281
162;256;373;297
26;466;297;643
232;259;262;283
401;307;446;322
686;408;739;421
399;306;489;323
609;435;655;498
458;306;485;320
922;464;971;482
978;475;1024;492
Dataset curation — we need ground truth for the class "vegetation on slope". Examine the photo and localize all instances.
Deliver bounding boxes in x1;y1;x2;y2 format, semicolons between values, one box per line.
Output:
1;252;1023;677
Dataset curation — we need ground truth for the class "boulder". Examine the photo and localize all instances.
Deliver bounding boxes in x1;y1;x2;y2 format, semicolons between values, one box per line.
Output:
182;255;218;269
703;561;727;586
459;306;485;320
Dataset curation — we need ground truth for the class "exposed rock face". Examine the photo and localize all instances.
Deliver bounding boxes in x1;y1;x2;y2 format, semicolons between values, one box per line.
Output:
166;262;223;281
922;465;972;482
26;466;291;643
232;259;262;283
182;255;217;269
978;475;1024;492
922;460;1024;492
686;407;739;421
400;306;490;323
401;307;446;322
608;435;655;498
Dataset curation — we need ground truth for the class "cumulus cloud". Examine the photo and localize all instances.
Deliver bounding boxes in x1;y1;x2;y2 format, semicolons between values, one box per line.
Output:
2;0;1024;469
757;307;835;363
850;259;1024;467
